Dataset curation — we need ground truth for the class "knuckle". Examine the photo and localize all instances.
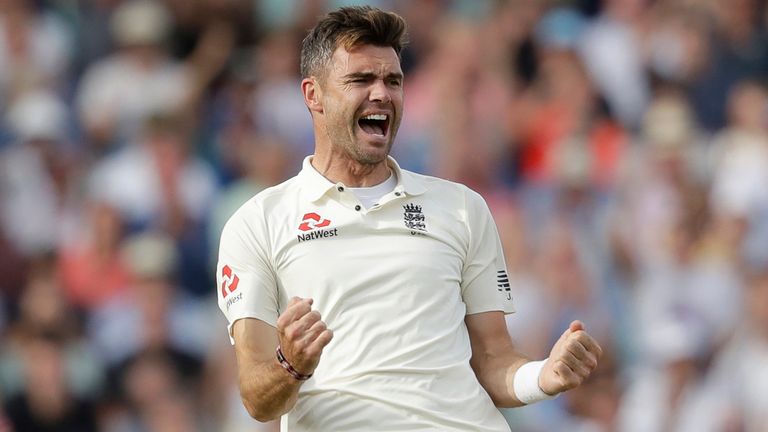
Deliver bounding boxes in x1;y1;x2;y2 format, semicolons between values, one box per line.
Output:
276;316;289;329
287;327;302;340
293;338;308;352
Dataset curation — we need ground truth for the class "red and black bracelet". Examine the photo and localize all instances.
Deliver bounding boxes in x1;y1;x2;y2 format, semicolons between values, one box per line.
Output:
276;346;313;381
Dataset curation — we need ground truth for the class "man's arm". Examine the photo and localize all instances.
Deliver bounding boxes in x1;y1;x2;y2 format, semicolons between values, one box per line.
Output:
233;297;333;421
465;311;602;408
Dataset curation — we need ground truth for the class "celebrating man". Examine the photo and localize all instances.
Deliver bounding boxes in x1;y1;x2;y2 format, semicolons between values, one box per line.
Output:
217;6;602;431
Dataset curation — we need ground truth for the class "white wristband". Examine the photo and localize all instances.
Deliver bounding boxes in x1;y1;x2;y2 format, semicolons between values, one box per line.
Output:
512;359;558;405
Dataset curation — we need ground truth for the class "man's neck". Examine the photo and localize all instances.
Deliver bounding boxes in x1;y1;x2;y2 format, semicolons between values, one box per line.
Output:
311;152;391;187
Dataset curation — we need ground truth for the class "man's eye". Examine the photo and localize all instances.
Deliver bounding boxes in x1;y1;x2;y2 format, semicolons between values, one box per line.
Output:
389;79;402;87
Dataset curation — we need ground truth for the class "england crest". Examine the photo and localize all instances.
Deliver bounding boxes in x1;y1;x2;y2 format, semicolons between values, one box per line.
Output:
403;203;427;233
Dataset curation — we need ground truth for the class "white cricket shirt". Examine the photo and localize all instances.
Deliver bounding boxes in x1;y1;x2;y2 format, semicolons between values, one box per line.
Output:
217;156;515;431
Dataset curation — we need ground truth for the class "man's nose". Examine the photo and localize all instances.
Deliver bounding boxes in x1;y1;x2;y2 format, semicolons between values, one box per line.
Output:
369;80;392;103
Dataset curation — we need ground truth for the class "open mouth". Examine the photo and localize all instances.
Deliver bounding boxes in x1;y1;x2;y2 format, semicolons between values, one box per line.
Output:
357;113;390;138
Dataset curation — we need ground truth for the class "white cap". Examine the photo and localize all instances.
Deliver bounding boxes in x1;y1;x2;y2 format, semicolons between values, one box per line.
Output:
111;0;170;46
6;90;67;141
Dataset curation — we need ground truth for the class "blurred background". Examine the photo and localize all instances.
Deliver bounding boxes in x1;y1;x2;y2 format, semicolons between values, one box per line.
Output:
0;0;767;431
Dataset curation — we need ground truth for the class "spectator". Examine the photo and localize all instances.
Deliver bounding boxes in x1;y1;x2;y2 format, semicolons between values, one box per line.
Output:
709;270;768;432
1;89;75;258
577;0;650;129
57;200;131;311
88;113;217;294
75;0;190;149
0;0;73;105
0;255;103;432
88;231;214;368
3;331;98;432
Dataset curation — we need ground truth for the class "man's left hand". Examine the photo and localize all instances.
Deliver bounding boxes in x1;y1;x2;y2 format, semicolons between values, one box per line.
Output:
539;320;603;396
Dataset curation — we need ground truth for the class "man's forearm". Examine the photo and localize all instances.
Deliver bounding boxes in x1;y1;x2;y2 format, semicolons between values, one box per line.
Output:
471;349;532;408
239;357;303;421
468;316;603;409
231;300;334;421
466;312;544;408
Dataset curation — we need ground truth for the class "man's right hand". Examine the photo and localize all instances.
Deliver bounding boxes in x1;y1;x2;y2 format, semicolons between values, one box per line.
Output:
276;297;334;377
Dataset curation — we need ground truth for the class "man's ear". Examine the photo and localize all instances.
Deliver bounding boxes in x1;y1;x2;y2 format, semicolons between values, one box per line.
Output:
302;77;323;114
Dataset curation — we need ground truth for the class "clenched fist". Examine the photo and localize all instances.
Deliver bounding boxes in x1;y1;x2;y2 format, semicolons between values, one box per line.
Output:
539;320;602;395
276;297;334;377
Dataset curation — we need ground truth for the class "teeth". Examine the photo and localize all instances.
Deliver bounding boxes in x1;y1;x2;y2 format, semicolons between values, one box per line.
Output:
362;114;387;121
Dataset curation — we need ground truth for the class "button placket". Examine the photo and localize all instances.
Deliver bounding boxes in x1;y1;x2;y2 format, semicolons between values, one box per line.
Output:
334;184;362;212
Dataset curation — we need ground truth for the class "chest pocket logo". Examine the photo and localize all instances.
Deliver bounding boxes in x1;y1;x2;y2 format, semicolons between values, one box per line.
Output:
403;203;427;234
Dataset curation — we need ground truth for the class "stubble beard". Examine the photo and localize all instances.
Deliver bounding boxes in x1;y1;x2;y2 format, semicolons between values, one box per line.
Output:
347;138;391;165
325;121;395;166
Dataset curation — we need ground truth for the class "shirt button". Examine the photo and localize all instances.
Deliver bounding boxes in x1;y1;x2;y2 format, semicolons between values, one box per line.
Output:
355;205;361;211
394;192;401;197
337;186;344;192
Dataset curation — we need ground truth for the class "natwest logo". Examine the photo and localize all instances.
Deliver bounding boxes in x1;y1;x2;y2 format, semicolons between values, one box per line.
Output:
297;212;338;243
220;265;240;298
298;212;331;231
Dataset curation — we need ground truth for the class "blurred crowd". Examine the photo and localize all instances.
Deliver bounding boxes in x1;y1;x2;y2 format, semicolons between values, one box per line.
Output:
0;0;767;431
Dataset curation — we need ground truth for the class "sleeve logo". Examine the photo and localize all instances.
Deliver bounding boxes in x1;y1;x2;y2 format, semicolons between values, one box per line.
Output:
497;270;512;300
221;265;240;298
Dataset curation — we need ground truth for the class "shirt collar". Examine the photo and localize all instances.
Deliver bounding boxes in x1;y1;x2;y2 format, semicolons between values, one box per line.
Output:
299;155;426;203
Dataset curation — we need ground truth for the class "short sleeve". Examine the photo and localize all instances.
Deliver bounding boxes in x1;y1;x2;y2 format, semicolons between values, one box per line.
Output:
216;203;279;343
460;190;516;315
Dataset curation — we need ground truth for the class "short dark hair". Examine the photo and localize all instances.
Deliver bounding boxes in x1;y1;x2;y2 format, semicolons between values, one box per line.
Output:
300;6;408;79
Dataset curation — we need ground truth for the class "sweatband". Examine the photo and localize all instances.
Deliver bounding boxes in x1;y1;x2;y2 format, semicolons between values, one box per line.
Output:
512;359;558;404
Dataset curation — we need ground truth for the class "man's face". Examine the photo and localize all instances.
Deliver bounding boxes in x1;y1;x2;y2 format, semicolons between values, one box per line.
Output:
316;44;404;165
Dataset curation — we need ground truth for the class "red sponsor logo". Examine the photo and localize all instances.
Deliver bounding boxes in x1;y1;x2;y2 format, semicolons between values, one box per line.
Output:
221;265;240;298
298;212;331;231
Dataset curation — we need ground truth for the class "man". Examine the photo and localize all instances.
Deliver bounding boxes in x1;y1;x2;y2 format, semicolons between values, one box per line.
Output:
217;6;602;431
